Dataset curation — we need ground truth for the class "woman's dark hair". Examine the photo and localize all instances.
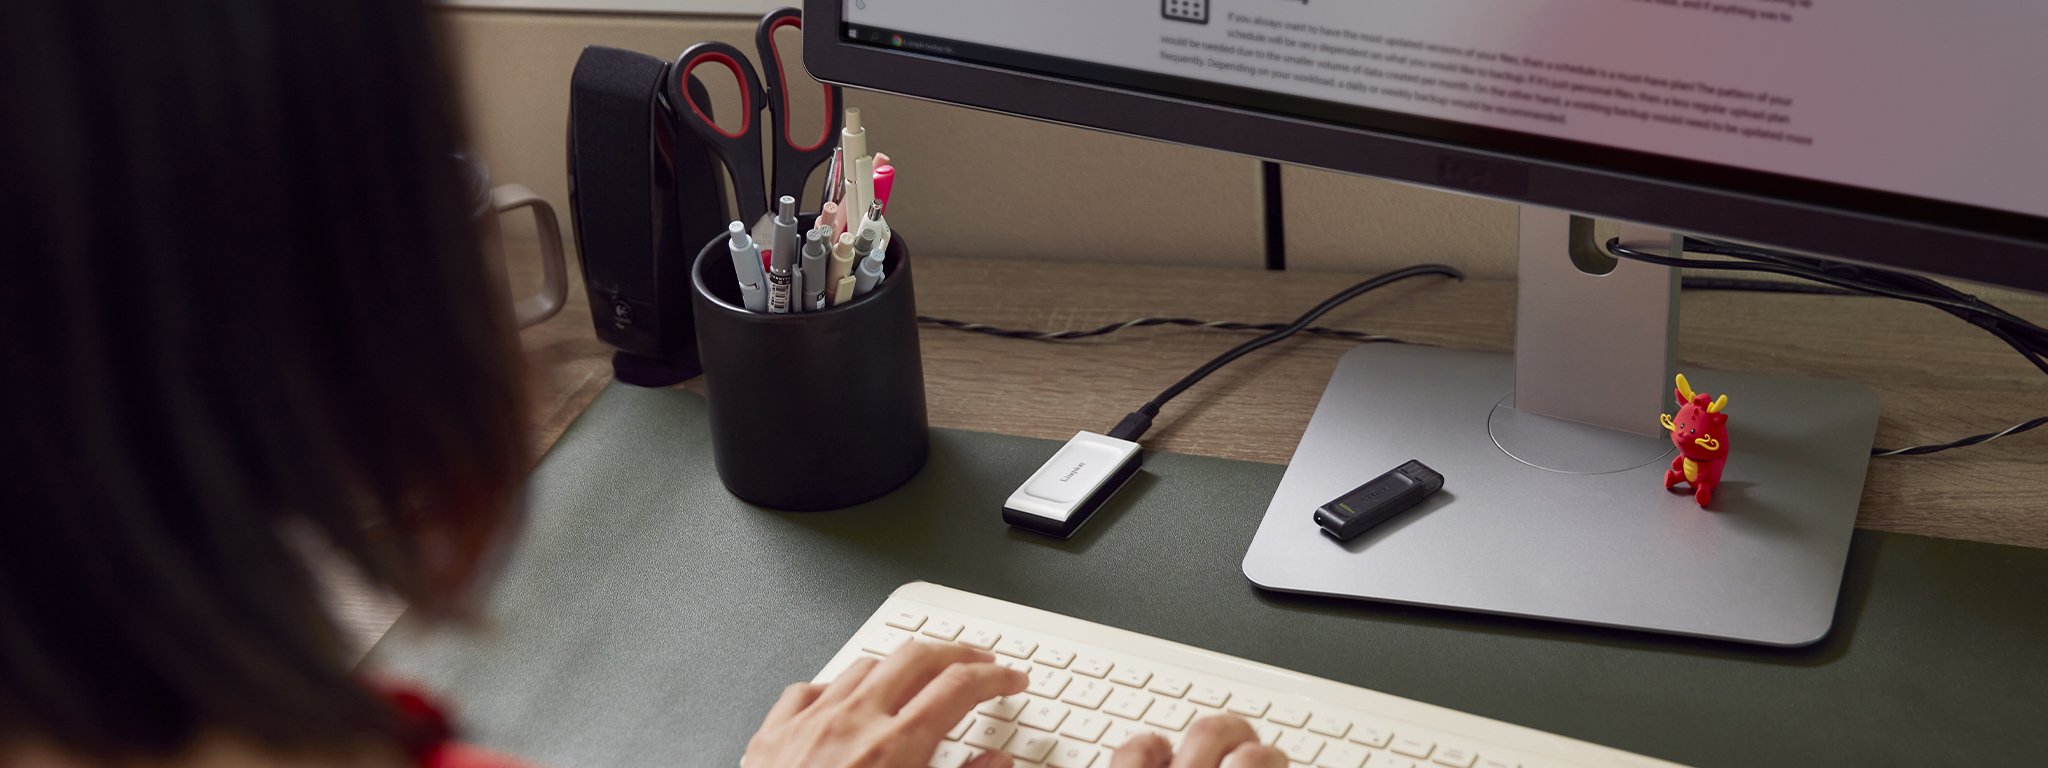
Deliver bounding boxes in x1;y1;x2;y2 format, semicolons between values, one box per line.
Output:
0;0;526;759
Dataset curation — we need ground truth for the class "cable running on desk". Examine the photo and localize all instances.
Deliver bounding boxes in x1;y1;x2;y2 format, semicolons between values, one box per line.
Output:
1606;236;2048;457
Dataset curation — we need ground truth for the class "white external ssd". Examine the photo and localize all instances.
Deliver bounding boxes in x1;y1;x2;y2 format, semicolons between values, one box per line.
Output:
1003;431;1144;538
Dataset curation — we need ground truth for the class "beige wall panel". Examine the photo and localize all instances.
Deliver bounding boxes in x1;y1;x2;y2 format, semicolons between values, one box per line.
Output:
438;9;1264;266
1281;165;1519;278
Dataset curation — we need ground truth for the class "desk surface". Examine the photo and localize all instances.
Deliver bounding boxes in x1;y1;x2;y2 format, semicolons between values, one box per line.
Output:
513;248;2048;549
365;383;2048;768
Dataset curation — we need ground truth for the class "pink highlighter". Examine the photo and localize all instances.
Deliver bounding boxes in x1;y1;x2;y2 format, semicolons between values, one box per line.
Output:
872;162;895;216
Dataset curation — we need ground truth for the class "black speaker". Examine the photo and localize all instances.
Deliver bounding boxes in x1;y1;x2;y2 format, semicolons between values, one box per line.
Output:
567;45;726;386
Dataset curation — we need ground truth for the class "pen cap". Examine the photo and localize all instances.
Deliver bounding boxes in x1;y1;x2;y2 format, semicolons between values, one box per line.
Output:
691;213;926;511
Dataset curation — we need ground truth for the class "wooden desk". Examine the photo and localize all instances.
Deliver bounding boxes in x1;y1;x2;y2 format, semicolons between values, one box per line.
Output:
340;246;2047;653
520;250;2048;548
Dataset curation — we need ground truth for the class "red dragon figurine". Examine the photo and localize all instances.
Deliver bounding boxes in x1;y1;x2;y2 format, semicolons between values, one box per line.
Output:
1661;373;1729;507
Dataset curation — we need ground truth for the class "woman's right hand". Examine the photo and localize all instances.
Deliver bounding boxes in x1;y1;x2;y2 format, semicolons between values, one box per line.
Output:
1109;715;1286;768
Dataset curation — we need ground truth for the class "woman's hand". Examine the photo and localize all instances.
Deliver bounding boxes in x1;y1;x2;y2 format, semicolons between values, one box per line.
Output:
1109;716;1287;768
743;641;1028;768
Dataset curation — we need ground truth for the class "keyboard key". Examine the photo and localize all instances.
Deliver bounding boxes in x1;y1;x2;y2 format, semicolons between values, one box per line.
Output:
885;611;927;631
1100;723;1151;750
962;628;1001;650
928;741;977;768
947;714;973;740
1316;743;1370;768
1103;688;1154;721
1035;647;1077;669
1226;694;1271;718
1276;732;1326;764
1007;729;1058;762
1108;666;1152;688
997;637;1039;659
1146;676;1192;698
922;618;964;641
1267;705;1311;728
1027;667;1073;698
1477;759;1519;768
1019;700;1071;732
1383;759;1421;768
1433;747;1479;768
1060;713;1111;743
1392;737;1435;759
1187;685;1230;708
1348;726;1393;749
1307;713;1352;739
996;658;1032;674
1253;723;1282;746
1060;679;1113;709
977;695;1027;721
1074;657;1115;678
1142;701;1197;731
963;717;1017;750
1048;742;1101;768
860;630;912;656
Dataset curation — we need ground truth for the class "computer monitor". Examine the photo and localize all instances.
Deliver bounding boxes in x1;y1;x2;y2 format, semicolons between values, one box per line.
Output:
802;1;2048;645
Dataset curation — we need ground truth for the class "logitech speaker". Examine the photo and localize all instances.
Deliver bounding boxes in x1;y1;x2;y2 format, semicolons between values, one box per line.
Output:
567;45;727;386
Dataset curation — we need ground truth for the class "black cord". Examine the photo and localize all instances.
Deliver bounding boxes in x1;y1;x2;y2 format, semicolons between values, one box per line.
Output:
1107;264;1463;441
916;316;1414;345
1607;236;2048;456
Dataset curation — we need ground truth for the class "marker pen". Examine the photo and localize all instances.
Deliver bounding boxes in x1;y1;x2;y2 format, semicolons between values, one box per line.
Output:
820;201;844;240
834;275;856;306
801;227;830;311
765;196;798;314
726;221;766;312
871;162;894;215
827;232;857;303
853;230;885;297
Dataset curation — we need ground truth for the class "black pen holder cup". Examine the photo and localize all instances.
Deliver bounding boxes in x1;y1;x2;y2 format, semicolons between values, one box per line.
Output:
690;217;928;511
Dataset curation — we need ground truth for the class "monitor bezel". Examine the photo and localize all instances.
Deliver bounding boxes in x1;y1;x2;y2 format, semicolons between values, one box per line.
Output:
803;1;2047;292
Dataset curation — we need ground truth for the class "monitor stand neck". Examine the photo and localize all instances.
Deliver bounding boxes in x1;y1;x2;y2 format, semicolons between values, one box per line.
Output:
1512;207;1678;437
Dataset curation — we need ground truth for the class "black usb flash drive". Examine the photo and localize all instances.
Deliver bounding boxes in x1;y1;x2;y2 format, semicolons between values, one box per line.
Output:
1313;460;1445;542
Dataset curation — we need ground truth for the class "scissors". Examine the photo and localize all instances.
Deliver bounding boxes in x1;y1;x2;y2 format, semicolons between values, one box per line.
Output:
667;8;844;229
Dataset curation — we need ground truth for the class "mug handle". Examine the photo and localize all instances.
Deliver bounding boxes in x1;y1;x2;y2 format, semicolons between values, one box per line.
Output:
491;184;567;329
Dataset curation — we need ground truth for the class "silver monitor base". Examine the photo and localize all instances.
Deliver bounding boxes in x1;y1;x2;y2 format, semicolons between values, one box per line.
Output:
1242;344;1880;647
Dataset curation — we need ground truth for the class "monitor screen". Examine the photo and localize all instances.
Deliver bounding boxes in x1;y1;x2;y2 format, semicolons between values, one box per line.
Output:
839;0;2047;233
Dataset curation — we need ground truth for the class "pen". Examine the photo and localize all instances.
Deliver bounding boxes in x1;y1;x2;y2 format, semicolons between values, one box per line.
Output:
823;146;845;206
852;154;876;227
802;227;830;311
852;229;884;296
766;196;798;314
858;199;891;254
827;232;856;305
726;221;766;312
841;179;858;234
840;108;867;173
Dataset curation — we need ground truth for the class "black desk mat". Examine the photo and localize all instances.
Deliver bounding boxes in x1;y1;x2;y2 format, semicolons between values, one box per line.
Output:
364;383;2048;767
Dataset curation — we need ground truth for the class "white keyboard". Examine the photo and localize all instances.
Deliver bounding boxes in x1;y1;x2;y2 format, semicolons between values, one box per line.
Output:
815;583;1683;768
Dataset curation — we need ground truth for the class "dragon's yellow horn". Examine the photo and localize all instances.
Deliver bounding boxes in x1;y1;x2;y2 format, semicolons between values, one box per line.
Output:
1708;394;1727;413
1675;373;1696;403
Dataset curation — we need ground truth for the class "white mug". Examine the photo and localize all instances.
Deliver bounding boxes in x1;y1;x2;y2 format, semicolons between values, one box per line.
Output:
482;183;567;329
462;154;567;330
